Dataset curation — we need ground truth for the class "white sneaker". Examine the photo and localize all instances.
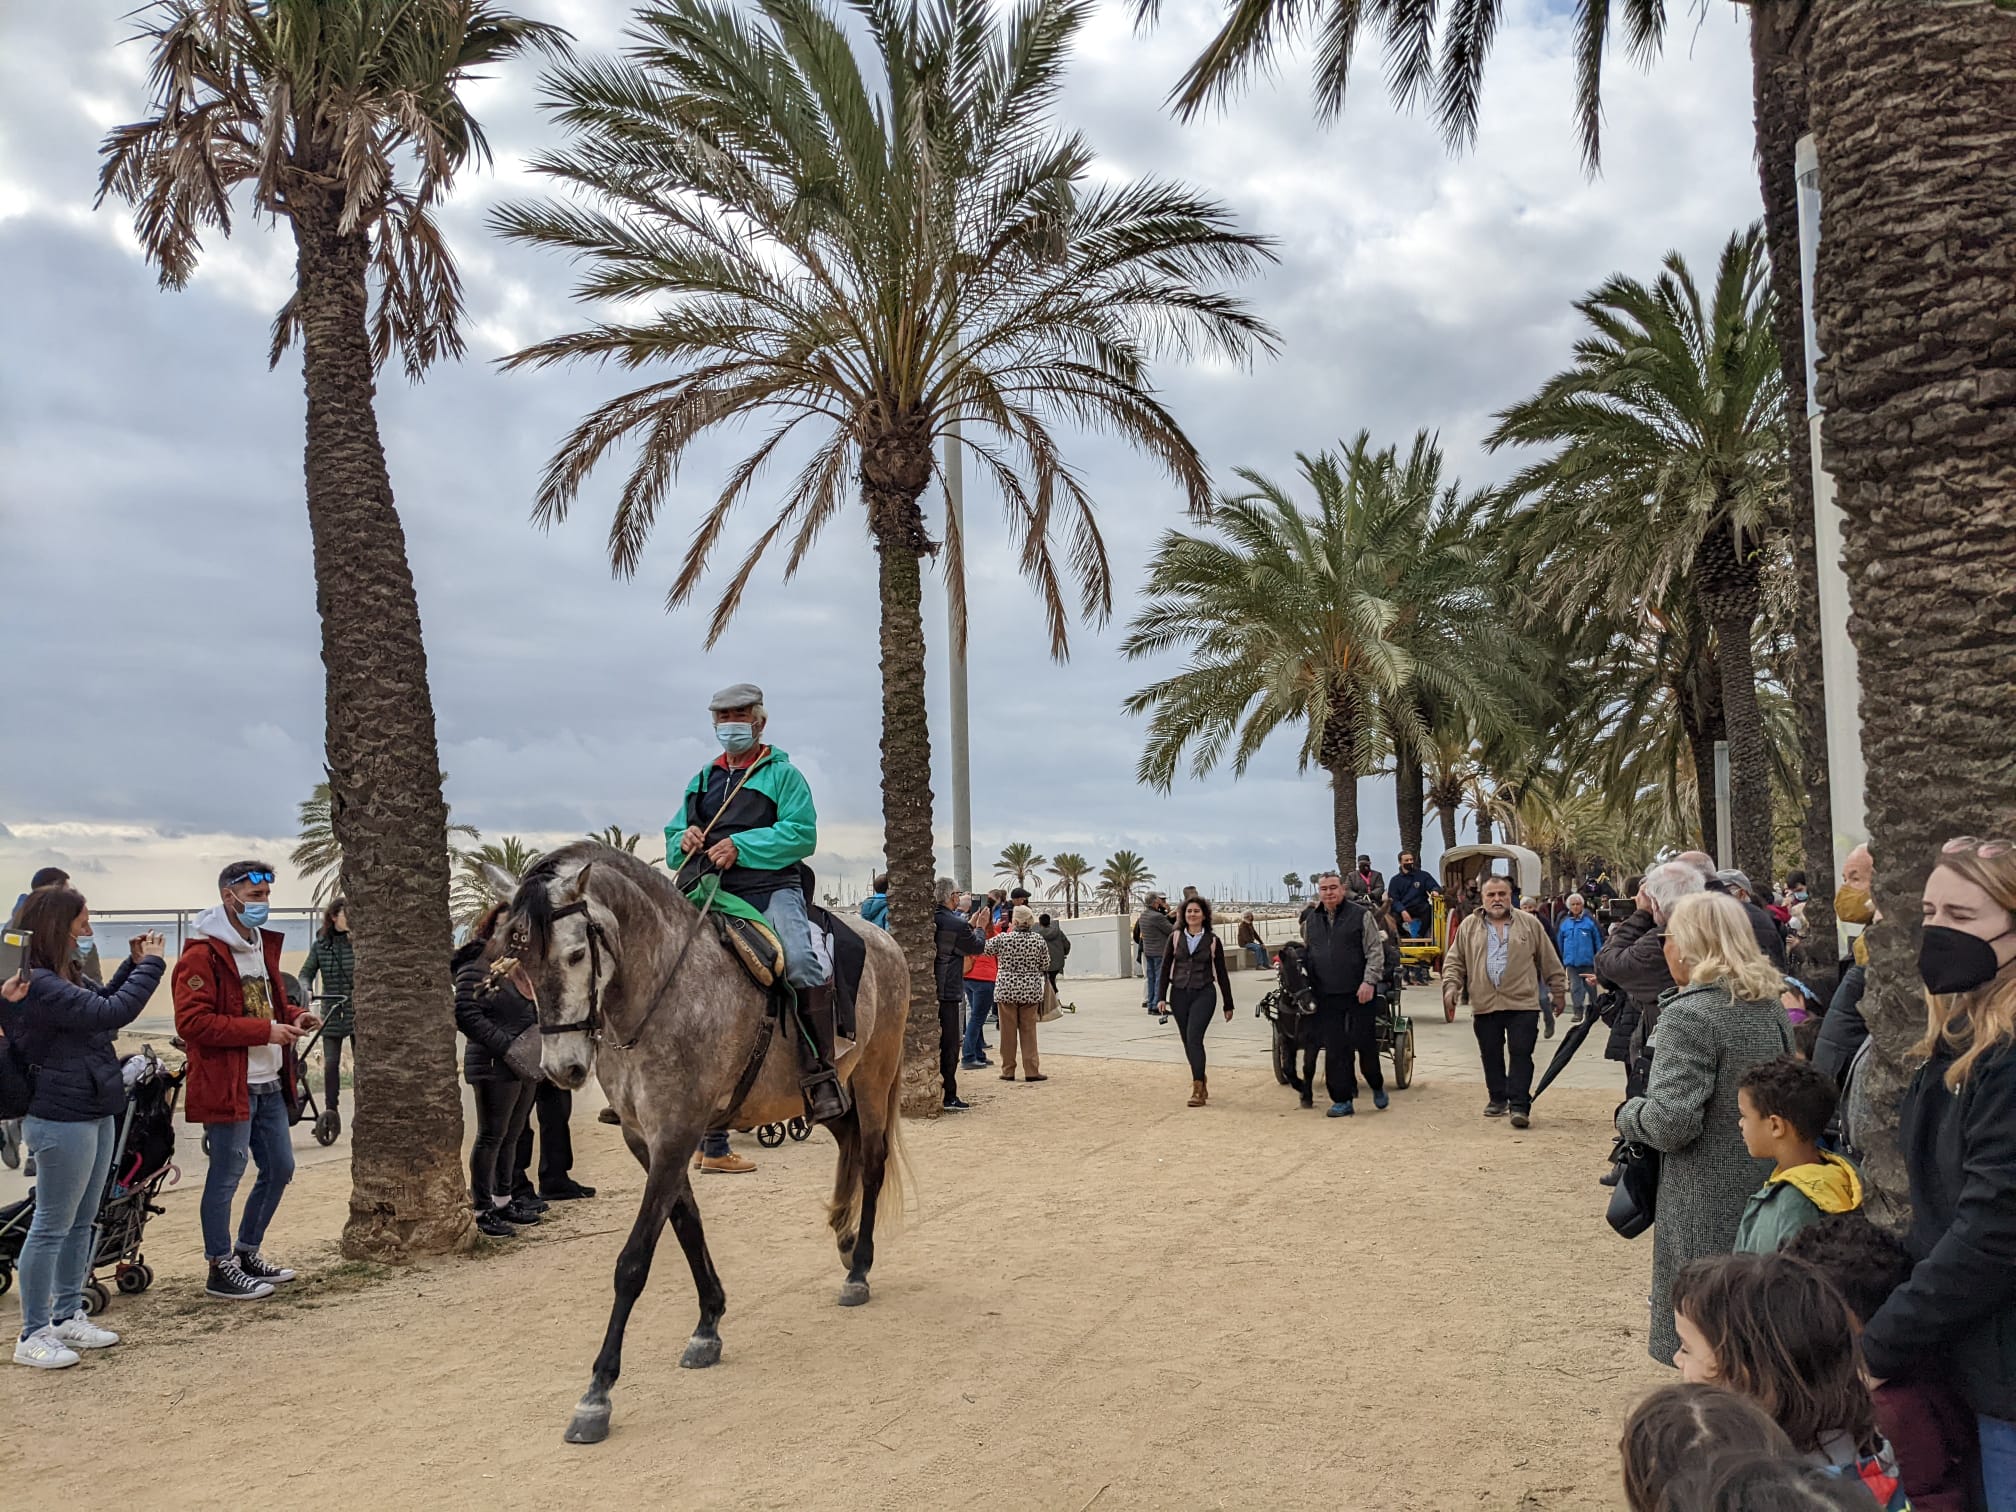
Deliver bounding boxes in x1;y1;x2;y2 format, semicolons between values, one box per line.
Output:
13;1328;81;1370
51;1311;119;1350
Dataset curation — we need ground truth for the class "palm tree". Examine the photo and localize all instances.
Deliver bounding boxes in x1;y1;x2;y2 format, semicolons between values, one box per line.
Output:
1124;432;1504;869
586;826;642;854
450;838;544;932
497;0;1274;1115
1097;851;1155;915
293;779;481;904
96;4;563;1260
1489;229;1788;887
1282;871;1302;900
1046;853;1092;919
995;844;1047;891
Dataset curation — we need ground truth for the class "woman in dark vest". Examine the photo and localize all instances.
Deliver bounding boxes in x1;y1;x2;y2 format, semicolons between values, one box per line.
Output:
297;897;354;1133
453;905;542;1238
1157;897;1235;1108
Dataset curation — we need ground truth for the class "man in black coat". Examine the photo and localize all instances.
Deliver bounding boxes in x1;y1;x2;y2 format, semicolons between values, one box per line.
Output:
1713;868;1789;971
933;879;987;1112
1595;860;1707;1096
1297;872;1387;1118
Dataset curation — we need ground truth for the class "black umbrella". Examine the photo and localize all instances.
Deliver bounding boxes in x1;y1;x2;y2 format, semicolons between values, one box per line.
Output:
1531;1005;1604;1103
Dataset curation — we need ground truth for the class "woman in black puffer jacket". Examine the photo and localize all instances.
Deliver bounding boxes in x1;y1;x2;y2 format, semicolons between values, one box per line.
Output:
5;887;164;1366
453;905;541;1239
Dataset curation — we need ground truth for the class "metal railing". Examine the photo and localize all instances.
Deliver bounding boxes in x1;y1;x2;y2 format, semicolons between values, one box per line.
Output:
81;907;324;955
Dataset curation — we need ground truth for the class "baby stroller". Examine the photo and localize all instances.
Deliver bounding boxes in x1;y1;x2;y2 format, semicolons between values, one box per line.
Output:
0;1047;186;1314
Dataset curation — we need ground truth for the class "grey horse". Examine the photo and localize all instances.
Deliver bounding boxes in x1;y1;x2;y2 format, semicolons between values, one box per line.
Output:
503;841;910;1446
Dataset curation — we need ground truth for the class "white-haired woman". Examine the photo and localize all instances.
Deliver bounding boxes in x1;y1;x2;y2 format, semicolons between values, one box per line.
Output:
986;907;1052;1083
1859;835;2016;1502
1615;890;1792;1366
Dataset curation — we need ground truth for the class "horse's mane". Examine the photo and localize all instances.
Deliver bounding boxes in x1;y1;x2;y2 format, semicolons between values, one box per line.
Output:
512;840;689;957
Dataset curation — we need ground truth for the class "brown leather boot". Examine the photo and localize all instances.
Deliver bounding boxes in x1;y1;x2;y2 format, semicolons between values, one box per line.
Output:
1188;1079;1207;1108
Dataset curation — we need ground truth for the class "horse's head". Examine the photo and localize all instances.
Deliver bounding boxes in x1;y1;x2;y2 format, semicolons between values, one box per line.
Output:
504;855;617;1091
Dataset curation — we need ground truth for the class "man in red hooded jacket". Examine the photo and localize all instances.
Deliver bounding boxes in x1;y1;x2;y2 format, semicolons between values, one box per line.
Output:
173;860;317;1301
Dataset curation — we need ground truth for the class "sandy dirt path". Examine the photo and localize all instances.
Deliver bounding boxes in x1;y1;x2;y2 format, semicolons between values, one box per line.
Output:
2;1044;1661;1511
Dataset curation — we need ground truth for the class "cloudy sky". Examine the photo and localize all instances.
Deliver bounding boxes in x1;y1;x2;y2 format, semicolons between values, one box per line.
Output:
0;0;1762;911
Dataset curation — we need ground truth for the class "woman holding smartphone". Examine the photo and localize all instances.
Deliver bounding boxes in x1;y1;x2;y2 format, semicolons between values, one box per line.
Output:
4;887;164;1369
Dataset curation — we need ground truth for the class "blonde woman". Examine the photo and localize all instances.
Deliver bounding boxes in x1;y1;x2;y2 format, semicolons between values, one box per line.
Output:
986;907;1052;1083
1615;891;1793;1365
1860;836;2016;1502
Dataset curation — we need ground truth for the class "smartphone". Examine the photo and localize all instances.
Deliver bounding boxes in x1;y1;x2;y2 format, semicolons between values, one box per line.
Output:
0;927;30;981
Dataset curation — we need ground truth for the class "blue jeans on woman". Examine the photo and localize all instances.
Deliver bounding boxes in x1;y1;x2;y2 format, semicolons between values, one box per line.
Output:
1979;1414;2016;1511
1245;941;1270;971
962;979;995;1067
17;1114;117;1336
201;1086;294;1261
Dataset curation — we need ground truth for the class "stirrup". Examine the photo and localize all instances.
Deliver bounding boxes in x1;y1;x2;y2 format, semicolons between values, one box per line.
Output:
801;1069;851;1124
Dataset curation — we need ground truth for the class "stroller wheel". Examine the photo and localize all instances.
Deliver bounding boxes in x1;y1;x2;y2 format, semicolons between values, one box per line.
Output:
0;1262;12;1296
134;1262;155;1291
314;1109;342;1147
756;1123;786;1149
83;1279;112;1316
787;1117;812;1142
118;1265;149;1295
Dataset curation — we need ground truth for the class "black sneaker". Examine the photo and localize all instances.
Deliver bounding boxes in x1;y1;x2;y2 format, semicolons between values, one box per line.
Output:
1510;1110;1532;1129
1484;1101;1508;1118
942;1096;971;1112
512;1192;551;1213
235;1250;297;1284
476;1210;520;1238
501;1200;544;1226
540;1182;597;1201
206;1259;276;1301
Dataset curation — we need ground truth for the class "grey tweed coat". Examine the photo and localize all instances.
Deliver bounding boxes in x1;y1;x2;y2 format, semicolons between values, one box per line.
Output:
1615;982;1793;1365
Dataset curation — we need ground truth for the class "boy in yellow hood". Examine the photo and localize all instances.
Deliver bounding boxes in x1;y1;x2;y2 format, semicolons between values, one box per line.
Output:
1734;1057;1864;1254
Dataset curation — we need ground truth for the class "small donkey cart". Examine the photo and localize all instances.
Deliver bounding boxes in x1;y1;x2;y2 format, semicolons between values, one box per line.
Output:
1255;944;1416;1092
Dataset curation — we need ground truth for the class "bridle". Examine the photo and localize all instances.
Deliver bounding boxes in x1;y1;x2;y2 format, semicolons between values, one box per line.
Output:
533;886;720;1054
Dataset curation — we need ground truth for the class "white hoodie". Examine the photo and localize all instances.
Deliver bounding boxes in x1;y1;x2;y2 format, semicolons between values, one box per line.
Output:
193;904;283;1086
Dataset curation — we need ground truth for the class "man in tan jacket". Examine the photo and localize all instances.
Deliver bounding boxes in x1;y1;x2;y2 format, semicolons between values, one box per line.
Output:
1442;875;1569;1128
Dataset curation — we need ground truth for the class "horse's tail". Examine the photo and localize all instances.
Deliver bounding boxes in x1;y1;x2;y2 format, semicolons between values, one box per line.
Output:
829;1028;910;1253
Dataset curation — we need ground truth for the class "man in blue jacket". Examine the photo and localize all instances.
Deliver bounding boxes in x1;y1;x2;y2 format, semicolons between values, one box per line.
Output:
1554;892;1605;1023
1386;851;1440;940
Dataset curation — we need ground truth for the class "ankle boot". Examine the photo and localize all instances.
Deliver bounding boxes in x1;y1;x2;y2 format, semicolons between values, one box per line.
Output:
1187;1079;1207;1108
796;984;852;1124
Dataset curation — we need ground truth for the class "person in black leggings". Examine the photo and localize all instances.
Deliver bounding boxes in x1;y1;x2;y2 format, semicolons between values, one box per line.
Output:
1156;897;1235;1108
453;905;542;1238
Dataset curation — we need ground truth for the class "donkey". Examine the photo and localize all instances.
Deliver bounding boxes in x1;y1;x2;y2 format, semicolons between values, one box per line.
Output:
503;841;910;1446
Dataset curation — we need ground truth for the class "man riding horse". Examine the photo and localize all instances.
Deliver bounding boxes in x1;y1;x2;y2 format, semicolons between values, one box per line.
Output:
671;683;847;1125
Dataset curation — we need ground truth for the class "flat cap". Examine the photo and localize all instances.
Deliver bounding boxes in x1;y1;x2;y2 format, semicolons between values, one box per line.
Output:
708;683;764;712
1715;868;1755;895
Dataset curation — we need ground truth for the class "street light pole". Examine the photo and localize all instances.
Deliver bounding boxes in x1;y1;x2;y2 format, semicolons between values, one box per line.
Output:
945;422;973;893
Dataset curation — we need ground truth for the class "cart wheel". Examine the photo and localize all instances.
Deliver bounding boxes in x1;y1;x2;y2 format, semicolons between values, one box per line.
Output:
1271;1023;1297;1087
1391;1021;1416;1090
0;1263;13;1297
787;1117;811;1142
83;1279;112;1316
314;1109;341;1147
135;1262;155;1291
118;1265;148;1295
756;1123;786;1149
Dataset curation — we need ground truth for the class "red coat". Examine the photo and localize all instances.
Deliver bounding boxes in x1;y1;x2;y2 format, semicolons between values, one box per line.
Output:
172;928;303;1124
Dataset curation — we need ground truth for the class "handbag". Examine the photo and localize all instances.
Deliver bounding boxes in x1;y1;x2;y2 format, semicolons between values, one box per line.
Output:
1037;980;1062;1023
1605;1135;1661;1239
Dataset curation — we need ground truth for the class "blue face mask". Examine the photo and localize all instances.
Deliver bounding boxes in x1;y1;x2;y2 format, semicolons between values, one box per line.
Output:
237;900;271;929
715;722;756;755
74;935;96;956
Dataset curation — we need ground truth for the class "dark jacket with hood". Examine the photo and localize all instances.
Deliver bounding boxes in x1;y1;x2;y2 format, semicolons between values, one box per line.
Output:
1036;916;1071;975
1595;908;1673;1065
933;906;987;1002
1861;1034;2016;1420
453;938;537;1085
4;957;164;1121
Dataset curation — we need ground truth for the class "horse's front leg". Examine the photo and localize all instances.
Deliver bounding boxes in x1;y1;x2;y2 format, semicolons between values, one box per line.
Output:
564;1141;683;1446
668;1181;728;1368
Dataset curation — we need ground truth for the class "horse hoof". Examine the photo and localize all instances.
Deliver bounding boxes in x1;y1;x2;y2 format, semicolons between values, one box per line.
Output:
564;1406;611;1445
838;1279;871;1308
680;1336;722;1369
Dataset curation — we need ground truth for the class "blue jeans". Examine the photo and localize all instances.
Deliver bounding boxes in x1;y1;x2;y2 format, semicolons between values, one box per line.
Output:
1979;1414;2016;1511
962;980;995;1065
700;1130;730;1159
760;886;827;989
17;1114;117;1335
1245;941;1270;971
1142;954;1163;1009
201;1087;295;1261
1565;971;1595;1017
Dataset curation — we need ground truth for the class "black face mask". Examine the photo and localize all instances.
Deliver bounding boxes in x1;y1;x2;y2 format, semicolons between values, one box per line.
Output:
1918;924;2015;996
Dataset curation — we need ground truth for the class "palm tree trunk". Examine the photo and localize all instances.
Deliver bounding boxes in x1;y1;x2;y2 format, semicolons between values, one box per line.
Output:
1395;743;1424;860
1807;0;2016;1210
1689;730;1719;853
864;422;940;1118
290;198;468;1261
1749;1;1838;991
1438;803;1458;852
1327;765;1358;873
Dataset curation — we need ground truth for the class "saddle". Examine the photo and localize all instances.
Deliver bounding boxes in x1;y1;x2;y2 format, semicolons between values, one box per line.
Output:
714;913;786;988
